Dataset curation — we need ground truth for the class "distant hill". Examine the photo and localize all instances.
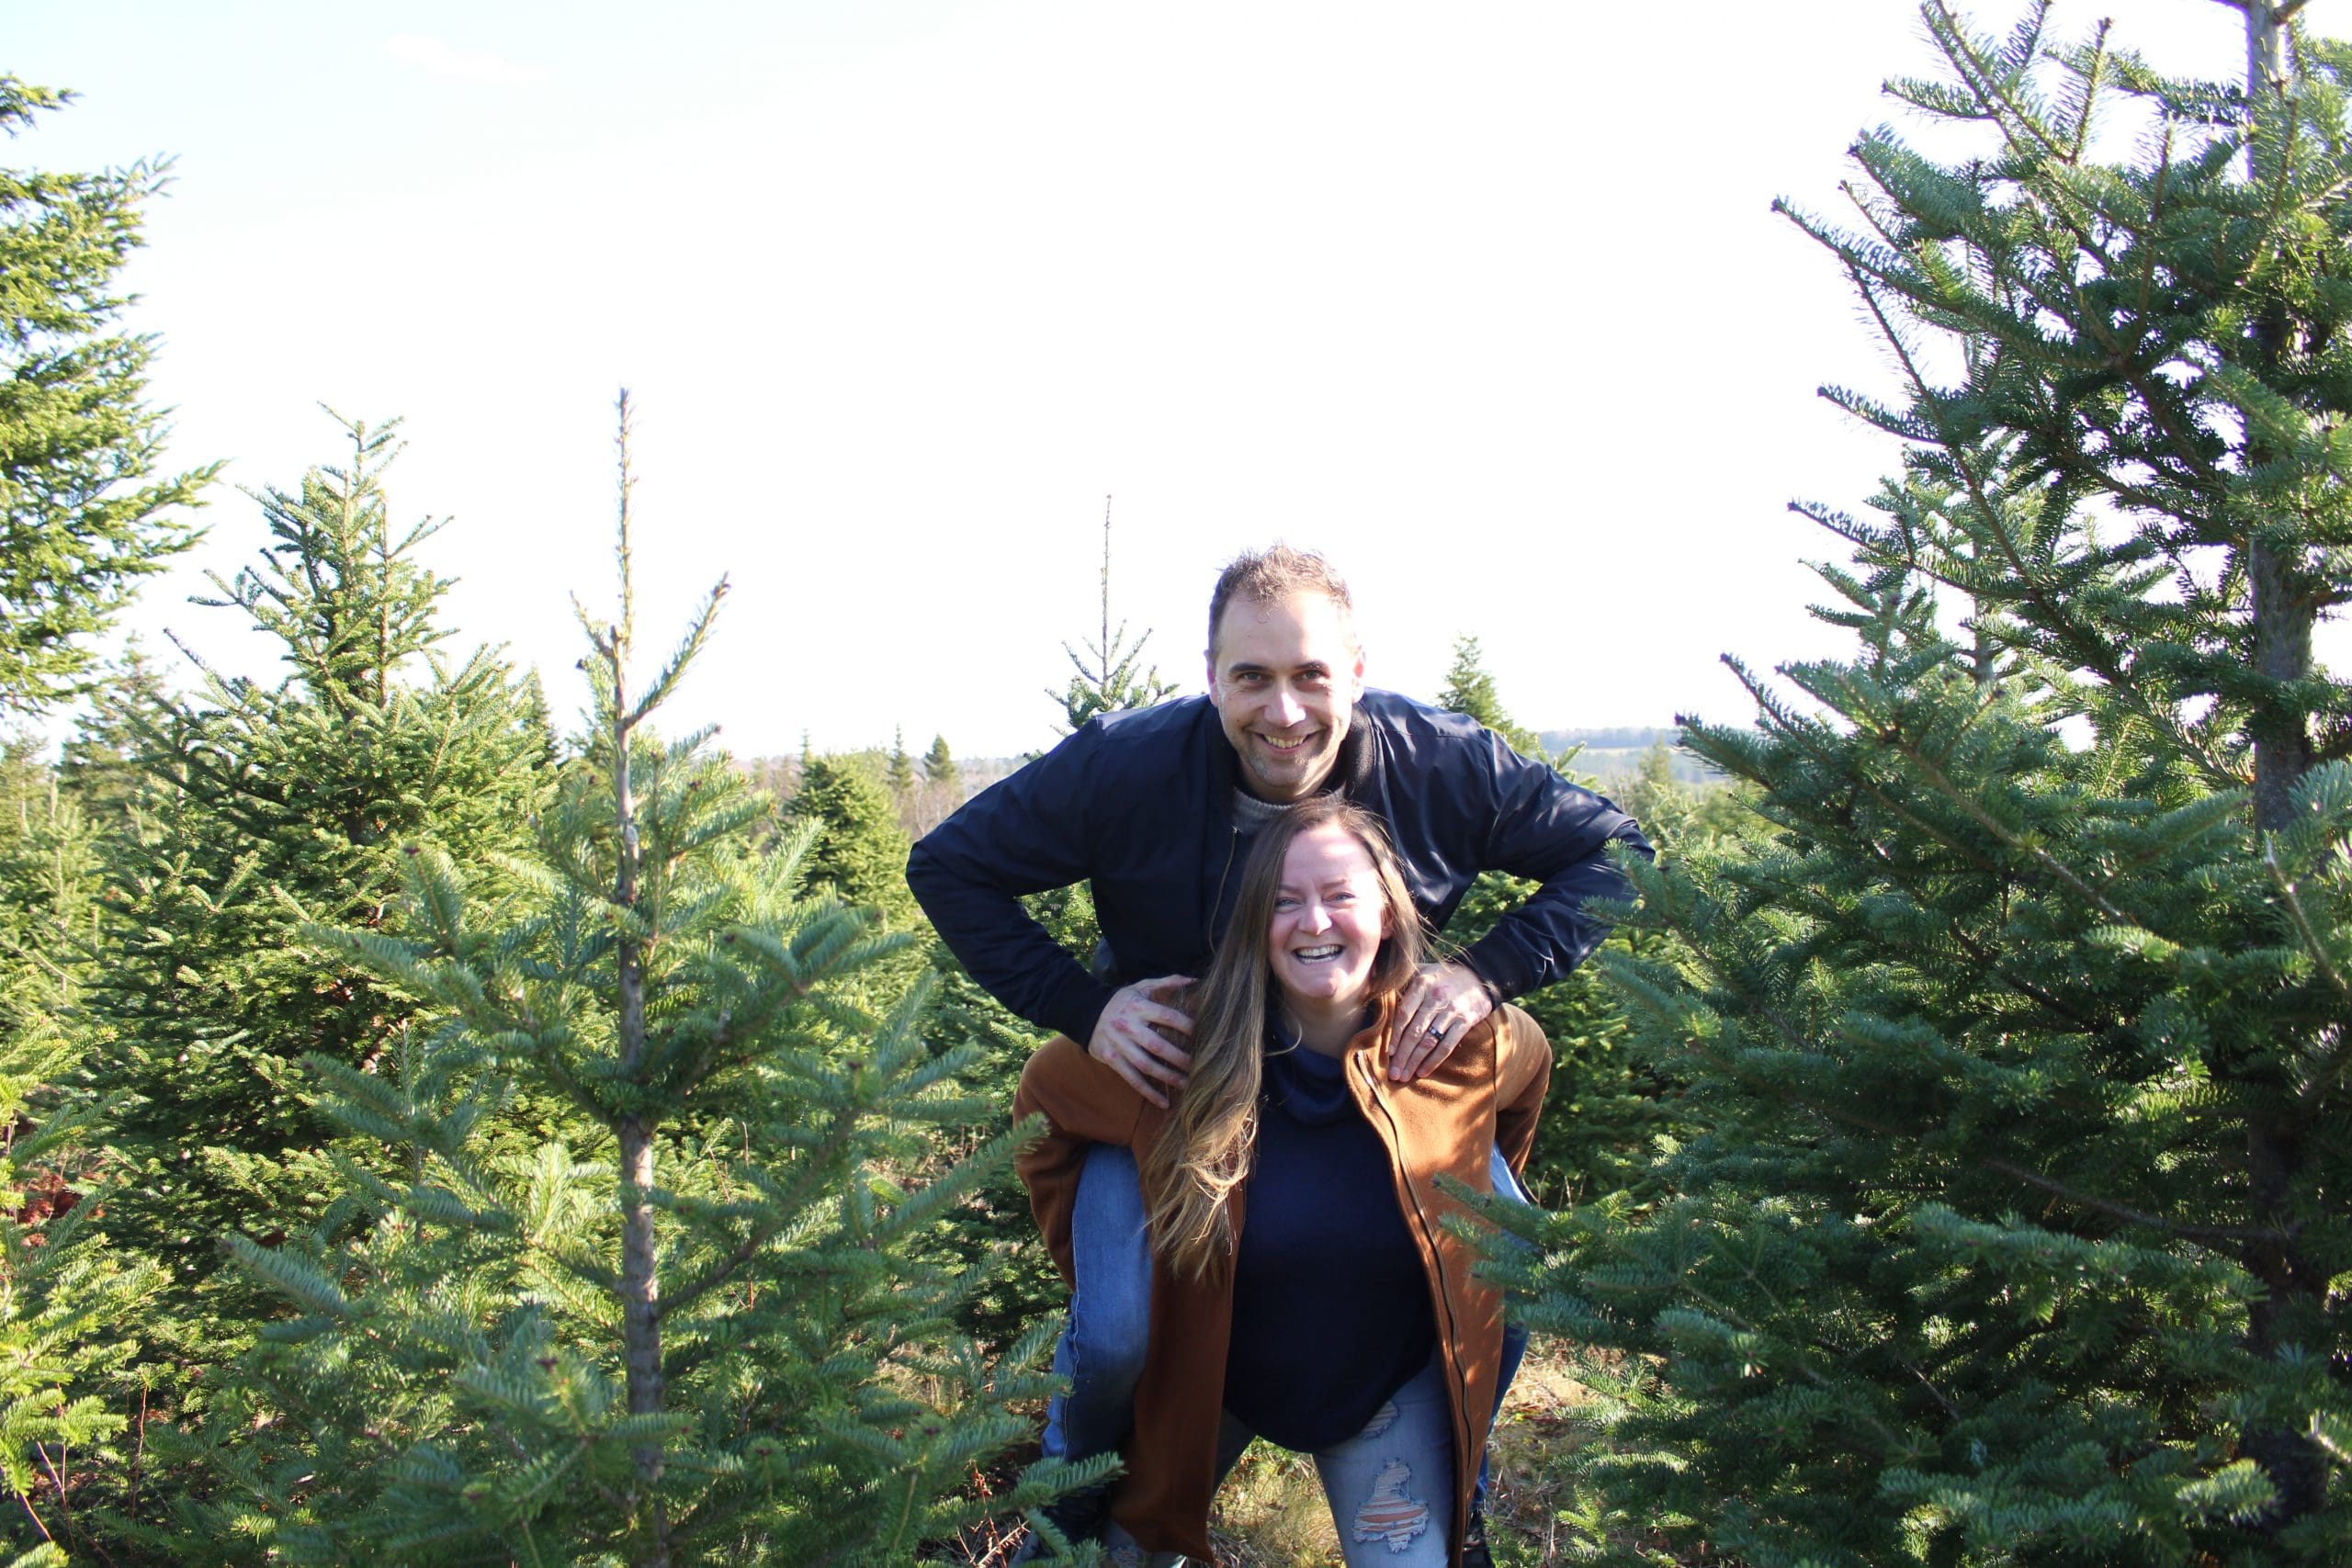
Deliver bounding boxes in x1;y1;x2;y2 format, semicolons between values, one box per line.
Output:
1537;726;1679;751
1537;727;1724;787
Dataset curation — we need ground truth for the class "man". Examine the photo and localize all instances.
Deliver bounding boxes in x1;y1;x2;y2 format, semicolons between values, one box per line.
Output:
908;545;1648;1561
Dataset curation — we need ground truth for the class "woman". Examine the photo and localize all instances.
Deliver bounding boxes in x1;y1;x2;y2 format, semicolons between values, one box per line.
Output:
1016;795;1553;1567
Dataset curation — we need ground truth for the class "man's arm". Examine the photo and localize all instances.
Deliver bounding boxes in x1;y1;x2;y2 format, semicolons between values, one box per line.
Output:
1462;728;1653;998
906;728;1118;1044
1388;729;1652;1080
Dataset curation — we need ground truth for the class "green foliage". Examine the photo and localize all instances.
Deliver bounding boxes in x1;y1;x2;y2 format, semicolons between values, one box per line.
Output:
0;745;165;1560
85;417;549;1333
922;733;958;792
1503;8;2352;1562
915;954;1067;1348
1433;639;1712;1209
1436;636;1544;761
786;753;915;925
0;78;216;715
1050;502;1176;734
188;397;1097;1565
887;725;918;806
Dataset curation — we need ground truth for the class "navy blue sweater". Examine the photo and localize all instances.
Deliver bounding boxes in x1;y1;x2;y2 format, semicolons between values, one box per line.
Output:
1222;1043;1436;1452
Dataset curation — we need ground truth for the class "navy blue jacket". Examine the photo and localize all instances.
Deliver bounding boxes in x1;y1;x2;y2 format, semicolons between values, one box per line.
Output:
905;689;1651;1043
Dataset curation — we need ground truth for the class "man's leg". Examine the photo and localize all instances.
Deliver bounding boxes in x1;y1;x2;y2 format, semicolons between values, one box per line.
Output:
1039;1142;1153;1489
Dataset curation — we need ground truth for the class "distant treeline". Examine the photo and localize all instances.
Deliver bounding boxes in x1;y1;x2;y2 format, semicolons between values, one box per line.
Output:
750;727;1717;816
1536;725;1678;751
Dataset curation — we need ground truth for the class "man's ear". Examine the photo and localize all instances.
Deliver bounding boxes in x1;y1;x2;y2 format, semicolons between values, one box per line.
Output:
1204;648;1220;703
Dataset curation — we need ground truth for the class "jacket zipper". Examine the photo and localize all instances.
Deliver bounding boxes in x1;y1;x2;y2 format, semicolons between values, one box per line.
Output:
1356;1055;1474;1484
1206;823;1240;950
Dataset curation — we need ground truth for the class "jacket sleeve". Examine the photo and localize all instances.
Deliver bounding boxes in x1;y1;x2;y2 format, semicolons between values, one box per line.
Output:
1492;1005;1553;1178
1012;1035;1149;1284
906;723;1122;1043
1459;729;1655;1002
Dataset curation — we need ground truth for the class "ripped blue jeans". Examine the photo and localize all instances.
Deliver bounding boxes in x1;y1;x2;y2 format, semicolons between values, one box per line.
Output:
1044;1143;1532;1513
1102;1353;1456;1567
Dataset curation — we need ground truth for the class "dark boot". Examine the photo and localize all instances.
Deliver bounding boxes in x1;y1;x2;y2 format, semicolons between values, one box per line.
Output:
1460;1494;1495;1568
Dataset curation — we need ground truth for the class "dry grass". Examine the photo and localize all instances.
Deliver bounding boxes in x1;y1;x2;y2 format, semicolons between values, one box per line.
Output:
943;1339;1607;1566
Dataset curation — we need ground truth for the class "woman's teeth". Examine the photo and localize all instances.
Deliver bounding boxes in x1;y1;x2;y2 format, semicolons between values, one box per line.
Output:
1294;944;1342;962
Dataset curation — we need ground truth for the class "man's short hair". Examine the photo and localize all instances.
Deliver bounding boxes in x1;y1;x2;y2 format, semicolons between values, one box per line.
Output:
1206;544;1357;656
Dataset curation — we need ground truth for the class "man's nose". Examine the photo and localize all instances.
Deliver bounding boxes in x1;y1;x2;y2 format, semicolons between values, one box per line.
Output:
1270;687;1306;727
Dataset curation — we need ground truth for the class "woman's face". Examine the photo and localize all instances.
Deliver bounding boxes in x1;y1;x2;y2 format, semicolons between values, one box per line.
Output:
1266;822;1392;1012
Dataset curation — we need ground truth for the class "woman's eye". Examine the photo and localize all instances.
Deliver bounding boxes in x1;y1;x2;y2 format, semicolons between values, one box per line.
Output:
1273;896;1299;910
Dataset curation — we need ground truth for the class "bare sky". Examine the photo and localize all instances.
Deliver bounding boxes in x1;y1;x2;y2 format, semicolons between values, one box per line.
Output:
11;0;2335;758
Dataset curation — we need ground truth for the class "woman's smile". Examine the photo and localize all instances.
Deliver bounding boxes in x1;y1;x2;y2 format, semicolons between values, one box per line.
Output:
1269;822;1392;1017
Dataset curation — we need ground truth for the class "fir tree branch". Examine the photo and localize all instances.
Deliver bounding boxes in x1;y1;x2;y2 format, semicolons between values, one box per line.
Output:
1843;271;2239;793
1666;908;2280;1250
662;1106;861;1318
1888;737;2140;927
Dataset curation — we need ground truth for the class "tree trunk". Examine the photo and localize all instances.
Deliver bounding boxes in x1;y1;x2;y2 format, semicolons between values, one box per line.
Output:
2237;3;2326;1535
606;401;672;1565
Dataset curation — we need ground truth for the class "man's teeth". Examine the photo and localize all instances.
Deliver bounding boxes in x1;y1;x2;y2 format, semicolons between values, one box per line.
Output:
1261;735;1308;750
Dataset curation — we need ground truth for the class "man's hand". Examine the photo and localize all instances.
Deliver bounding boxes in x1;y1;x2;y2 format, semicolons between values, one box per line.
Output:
1088;975;1196;1108
1388;960;1496;1081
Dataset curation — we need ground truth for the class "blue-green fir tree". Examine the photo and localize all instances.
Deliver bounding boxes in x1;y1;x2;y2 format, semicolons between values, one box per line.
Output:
1433;636;1696;1208
187;394;1096;1565
0;741;164;1564
0;77;215;716
918;503;1182;1358
84;418;550;1367
1047;498;1176;735
1492;6;2352;1562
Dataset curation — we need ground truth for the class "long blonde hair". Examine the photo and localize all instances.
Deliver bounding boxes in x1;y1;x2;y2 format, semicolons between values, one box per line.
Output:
1141;795;1429;1280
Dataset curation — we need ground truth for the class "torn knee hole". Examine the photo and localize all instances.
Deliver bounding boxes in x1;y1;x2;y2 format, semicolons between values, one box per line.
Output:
1351;1457;1432;1553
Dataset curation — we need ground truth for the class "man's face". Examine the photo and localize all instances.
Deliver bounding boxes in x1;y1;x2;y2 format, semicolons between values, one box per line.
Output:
1205;592;1364;803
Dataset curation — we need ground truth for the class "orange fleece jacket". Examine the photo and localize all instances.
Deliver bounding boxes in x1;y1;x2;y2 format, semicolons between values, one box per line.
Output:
1013;1001;1553;1564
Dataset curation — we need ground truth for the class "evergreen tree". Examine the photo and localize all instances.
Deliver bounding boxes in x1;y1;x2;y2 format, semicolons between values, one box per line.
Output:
887;725;918;807
192;392;1094;1565
55;640;169;829
923;733;958;793
1050;498;1175;733
86;418;548;1334
785;753;915;926
1500;7;2352;1562
1431;647;1690;1208
0;741;164;1562
908;733;962;836
0;78;215;714
1436;635;1544;760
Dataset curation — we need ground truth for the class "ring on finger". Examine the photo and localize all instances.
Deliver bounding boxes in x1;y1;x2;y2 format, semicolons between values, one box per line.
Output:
1426;1020;1450;1040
